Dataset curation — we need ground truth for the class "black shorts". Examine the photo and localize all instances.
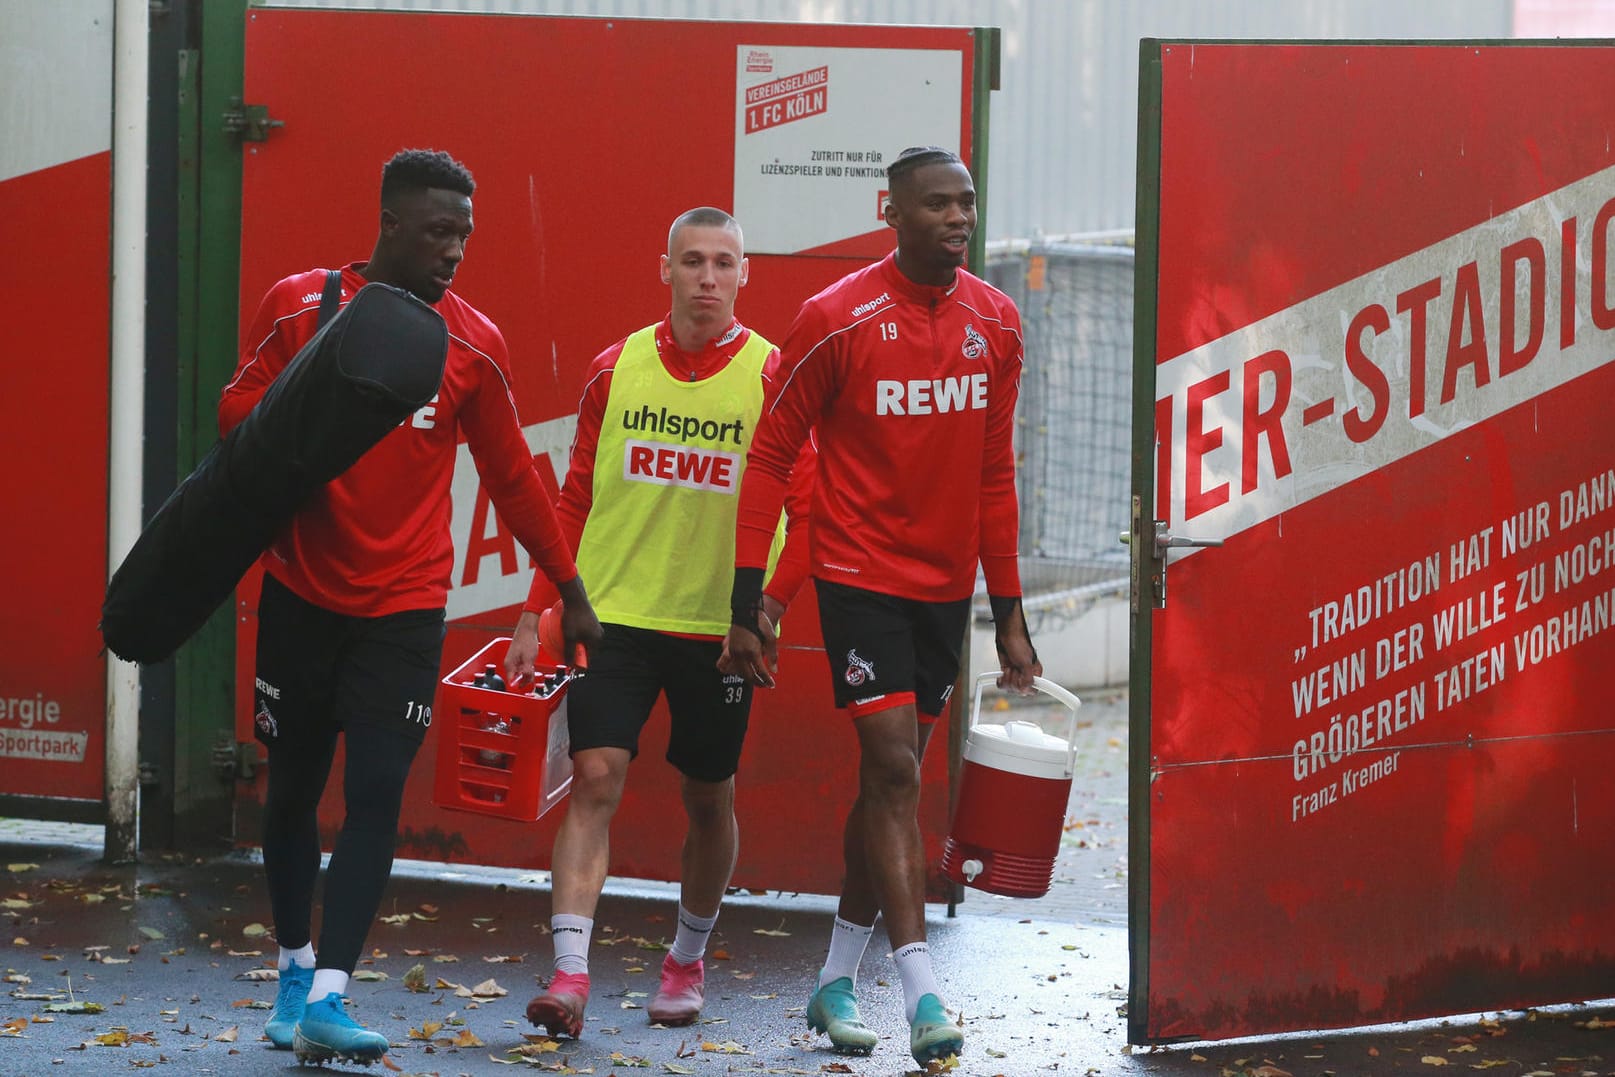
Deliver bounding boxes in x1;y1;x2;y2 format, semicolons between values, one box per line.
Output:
251;573;446;750
814;579;971;719
564;622;751;783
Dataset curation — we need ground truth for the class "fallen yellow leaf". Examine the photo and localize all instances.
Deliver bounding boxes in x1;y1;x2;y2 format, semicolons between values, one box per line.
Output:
700;1039;752;1054
608;1051;652;1067
509;1037;562;1055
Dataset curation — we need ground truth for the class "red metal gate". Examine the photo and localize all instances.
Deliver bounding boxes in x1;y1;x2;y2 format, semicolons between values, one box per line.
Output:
1132;40;1615;1042
235;6;988;893
0;7;113;810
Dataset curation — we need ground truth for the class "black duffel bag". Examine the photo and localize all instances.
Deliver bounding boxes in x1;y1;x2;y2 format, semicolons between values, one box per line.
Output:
101;279;448;664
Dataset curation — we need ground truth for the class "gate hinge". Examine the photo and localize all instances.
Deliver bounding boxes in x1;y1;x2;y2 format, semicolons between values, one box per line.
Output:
223;97;283;142
214;740;259;782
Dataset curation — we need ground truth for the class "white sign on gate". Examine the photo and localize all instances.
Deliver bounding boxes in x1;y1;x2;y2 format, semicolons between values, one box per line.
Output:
733;44;962;255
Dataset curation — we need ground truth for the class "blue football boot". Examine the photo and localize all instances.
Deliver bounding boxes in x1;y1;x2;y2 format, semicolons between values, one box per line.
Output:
292;991;389;1065
908;992;964;1065
263;963;312;1050
806;976;878;1054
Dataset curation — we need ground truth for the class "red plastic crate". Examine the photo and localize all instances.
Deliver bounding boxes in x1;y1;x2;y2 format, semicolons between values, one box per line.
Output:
433;637;575;821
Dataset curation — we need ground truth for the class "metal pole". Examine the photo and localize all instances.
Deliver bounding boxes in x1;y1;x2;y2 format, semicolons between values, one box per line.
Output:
105;0;149;864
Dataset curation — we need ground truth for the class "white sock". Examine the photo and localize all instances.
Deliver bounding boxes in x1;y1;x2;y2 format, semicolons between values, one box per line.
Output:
668;903;719;966
278;943;315;972
818;916;877;989
892;941;942;1021
308;968;349;1003
551;913;594;976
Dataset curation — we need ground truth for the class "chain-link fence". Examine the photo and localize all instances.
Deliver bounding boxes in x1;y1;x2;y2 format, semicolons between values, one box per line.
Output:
984;237;1134;624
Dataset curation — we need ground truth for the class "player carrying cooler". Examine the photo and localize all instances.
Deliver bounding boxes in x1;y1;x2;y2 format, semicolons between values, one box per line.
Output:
720;145;1041;1068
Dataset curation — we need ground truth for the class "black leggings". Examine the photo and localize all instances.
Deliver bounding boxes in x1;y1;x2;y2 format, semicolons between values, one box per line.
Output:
261;723;421;975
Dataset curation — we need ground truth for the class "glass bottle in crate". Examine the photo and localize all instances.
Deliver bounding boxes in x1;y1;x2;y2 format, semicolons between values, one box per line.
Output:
478;663;512;769
460;671;487;766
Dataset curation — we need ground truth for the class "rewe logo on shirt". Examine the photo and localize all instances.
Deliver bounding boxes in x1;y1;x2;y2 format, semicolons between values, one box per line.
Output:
623;438;740;492
874;373;989;416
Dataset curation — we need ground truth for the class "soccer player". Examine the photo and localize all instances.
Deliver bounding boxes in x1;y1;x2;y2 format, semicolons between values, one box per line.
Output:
221;149;602;1065
510;207;807;1039
721;146;1040;1067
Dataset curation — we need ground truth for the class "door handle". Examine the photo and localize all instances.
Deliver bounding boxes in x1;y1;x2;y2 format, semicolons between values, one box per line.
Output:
1124;496;1223;609
1152;521;1223;557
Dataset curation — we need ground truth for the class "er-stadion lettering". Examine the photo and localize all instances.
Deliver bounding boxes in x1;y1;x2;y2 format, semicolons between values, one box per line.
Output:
1155;165;1615;540
1286;462;1615;823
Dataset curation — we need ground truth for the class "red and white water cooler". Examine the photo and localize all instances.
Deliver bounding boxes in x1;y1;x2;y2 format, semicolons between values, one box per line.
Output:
942;673;1082;898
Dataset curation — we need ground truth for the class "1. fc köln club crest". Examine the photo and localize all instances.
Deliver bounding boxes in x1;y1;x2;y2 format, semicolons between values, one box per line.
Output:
844;649;876;686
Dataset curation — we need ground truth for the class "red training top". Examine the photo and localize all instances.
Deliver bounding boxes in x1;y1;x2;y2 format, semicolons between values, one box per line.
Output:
735;252;1024;603
220;263;577;617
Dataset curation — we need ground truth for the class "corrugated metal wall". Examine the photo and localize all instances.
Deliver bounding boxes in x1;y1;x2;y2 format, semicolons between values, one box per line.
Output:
257;0;1513;239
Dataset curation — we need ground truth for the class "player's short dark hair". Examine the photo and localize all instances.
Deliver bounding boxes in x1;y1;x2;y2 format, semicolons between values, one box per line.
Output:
668;206;743;254
380;149;475;205
886;145;964;190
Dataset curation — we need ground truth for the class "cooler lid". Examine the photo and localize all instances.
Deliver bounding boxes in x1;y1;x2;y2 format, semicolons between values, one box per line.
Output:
964;720;1073;777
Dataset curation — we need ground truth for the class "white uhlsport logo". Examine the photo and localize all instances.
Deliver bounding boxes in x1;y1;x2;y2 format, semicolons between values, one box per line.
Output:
844;649;876;686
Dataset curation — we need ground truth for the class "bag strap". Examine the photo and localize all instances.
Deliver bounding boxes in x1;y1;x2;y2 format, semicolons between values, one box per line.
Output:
317;268;342;329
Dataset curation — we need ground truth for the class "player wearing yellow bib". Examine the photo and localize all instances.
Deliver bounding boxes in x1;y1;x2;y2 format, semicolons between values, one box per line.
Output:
508;207;809;1039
